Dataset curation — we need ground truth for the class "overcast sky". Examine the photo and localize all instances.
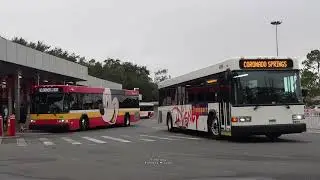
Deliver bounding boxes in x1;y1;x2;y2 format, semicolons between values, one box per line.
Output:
0;0;319;78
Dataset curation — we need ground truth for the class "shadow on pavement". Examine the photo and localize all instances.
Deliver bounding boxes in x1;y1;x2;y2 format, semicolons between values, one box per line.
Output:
162;128;310;144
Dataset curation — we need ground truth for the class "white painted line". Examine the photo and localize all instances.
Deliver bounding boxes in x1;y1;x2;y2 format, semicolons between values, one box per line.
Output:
101;136;131;143
140;134;176;140
167;135;200;140
140;138;156;142
82;137;107;144
61;137;82;145
39;138;55;146
17;138;27;146
120;135;131;138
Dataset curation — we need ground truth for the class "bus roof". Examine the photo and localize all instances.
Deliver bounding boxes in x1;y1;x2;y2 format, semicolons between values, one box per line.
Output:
158;56;300;89
33;85;139;95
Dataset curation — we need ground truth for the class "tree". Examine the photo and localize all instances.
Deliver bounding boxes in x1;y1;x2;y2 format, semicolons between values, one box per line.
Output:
301;49;320;105
154;68;171;84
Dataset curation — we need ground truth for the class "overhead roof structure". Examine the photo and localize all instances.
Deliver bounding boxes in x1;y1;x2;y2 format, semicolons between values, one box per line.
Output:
0;36;122;89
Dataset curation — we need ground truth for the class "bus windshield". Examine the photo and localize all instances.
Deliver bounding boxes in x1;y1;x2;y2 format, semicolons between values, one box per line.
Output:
31;93;68;114
232;70;303;106
140;105;154;111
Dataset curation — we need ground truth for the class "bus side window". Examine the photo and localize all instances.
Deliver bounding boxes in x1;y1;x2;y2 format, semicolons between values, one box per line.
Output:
159;89;166;106
70;93;81;110
93;94;102;109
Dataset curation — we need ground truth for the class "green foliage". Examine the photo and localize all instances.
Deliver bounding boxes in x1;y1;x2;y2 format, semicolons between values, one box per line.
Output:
12;37;166;101
301;49;320;105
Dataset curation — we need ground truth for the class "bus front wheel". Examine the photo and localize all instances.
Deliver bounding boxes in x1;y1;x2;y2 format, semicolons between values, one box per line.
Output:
167;115;174;132
80;117;89;131
124;114;130;127
207;114;221;139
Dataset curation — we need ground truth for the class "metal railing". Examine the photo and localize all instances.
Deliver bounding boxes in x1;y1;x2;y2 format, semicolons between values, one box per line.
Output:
304;109;320;131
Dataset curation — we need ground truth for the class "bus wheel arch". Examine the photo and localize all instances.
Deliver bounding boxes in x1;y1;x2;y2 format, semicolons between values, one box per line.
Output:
80;114;89;131
207;111;221;139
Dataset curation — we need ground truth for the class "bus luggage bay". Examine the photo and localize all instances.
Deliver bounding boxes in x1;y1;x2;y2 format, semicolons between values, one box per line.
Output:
29;85;140;131
158;57;307;139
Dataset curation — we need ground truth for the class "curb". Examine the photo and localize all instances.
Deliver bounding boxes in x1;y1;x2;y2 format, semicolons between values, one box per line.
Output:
306;129;320;134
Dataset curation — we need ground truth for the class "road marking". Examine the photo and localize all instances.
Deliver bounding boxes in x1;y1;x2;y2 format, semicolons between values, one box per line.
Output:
39;138;55;146
17;138;27;146
61;137;82;145
120;135;131;138
140;134;175;140
101;136;131;143
167;135;200;140
82;137;107;144
140;138;156;142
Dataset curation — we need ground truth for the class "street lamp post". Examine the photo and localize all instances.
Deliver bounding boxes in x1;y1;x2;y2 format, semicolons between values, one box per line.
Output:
271;20;282;56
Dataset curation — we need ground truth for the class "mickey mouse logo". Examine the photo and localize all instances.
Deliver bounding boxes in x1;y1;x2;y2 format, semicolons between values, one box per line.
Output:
100;88;119;124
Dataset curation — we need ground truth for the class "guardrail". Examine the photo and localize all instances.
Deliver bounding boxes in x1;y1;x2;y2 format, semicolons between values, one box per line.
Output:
304;109;320;131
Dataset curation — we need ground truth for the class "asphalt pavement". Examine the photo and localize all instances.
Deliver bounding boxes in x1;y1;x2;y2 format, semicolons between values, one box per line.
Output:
0;119;320;180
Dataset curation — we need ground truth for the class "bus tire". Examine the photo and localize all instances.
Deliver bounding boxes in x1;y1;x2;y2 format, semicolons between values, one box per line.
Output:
80;116;89;131
124;113;130;127
167;114;174;132
207;113;221;139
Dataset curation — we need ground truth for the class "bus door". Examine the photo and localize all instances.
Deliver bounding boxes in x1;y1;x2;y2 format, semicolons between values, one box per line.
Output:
219;74;232;136
177;86;187;128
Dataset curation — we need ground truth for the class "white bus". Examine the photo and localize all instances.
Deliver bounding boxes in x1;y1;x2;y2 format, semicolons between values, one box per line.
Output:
139;102;155;119
158;57;307;140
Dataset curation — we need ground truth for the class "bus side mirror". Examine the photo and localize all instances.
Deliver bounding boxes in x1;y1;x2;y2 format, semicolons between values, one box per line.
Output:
302;89;308;97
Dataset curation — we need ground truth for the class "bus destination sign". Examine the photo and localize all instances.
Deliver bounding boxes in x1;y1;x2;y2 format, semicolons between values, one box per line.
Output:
38;87;61;93
239;59;293;69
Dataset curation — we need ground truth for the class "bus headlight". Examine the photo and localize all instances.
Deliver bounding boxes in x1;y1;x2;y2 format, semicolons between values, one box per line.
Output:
232;116;251;122
58;119;66;123
292;114;304;120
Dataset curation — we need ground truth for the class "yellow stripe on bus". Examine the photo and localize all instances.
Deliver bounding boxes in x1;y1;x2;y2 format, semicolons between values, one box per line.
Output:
30;108;139;120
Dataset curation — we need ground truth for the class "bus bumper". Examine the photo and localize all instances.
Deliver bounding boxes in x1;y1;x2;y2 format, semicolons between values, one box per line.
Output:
29;121;70;131
231;123;307;136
